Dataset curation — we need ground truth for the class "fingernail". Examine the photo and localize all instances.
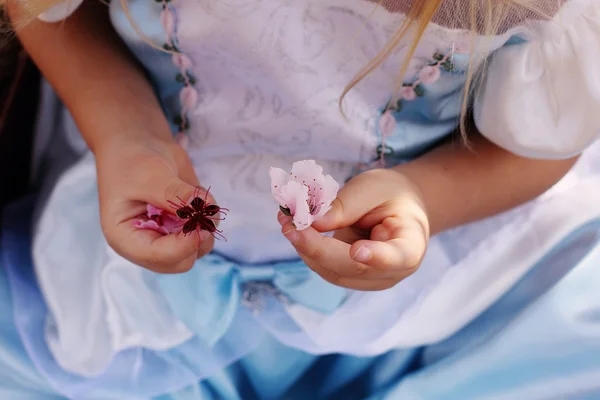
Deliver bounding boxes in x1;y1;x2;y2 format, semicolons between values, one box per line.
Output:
352;246;372;262
283;228;299;243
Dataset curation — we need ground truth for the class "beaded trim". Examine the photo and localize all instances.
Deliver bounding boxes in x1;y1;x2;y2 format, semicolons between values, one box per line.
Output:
158;0;199;149
365;45;467;171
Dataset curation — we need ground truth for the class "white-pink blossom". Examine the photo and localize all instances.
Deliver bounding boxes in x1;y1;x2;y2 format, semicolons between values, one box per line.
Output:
172;53;193;70
160;8;175;36
180;86;199;112
133;204;182;235
269;160;339;230
175;132;190;150
399;86;417;101
379;110;397;137
418;65;441;84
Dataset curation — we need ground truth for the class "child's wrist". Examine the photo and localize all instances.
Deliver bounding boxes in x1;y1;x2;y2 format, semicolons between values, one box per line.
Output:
92;130;177;165
387;165;434;234
90;124;175;155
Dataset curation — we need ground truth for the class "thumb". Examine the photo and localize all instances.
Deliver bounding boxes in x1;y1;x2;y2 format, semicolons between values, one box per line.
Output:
311;174;379;232
139;176;216;214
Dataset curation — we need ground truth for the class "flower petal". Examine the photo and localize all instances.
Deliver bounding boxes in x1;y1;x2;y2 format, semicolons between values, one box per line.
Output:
175;133;190;150
269;167;290;199
313;174;339;218
400;86;417;101
147;204;164;216
290;160;324;186
180;86;199;112
135;205;183;235
290;189;313;231
322;174;339;207
419;65;441;84
161;214;183;234
172;53;193;70
270;160;340;230
293;212;313;231
274;180;308;216
379;110;397;137
133;220;170;236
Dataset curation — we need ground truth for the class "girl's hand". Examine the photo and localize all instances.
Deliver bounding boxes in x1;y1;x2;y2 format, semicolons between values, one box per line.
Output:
95;137;216;274
279;169;430;291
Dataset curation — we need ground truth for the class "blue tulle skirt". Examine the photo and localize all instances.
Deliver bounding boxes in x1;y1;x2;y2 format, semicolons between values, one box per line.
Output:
2;196;600;399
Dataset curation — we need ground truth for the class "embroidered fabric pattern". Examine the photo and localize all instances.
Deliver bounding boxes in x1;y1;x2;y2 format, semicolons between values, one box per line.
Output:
159;0;199;149
241;282;289;314
363;45;465;169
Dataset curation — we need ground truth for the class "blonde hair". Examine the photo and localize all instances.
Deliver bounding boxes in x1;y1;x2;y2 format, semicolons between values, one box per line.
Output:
343;0;542;139
2;0;61;21
10;0;542;138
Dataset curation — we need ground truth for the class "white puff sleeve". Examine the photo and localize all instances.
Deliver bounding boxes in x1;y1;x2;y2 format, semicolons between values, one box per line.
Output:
38;0;84;23
474;2;600;159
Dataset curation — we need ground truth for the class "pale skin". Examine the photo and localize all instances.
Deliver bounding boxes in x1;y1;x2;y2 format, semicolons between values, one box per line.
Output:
10;1;578;290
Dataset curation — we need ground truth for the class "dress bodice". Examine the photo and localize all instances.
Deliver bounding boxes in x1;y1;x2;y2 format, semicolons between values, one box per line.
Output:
108;0;507;262
41;0;597;263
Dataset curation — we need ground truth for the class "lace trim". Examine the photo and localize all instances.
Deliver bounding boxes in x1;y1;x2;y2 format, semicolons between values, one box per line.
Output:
159;0;199;149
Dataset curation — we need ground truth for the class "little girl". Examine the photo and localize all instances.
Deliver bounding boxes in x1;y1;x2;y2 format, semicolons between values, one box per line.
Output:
2;0;600;398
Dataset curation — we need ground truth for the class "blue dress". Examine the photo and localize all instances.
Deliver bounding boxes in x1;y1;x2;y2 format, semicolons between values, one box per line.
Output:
2;0;600;398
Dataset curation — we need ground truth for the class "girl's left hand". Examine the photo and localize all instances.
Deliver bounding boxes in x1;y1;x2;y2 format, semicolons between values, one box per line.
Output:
278;168;430;291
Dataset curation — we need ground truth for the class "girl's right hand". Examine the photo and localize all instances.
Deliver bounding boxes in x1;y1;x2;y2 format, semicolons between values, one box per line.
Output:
95;136;215;273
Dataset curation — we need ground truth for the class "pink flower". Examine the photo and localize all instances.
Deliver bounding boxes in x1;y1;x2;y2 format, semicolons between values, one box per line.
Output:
175;132;190;150
379;110;396;137
269;160;339;231
418;65;441;84
134;204;182;235
160;8;175;36
399;86;417;101
180;86;199;112
172;53;193;70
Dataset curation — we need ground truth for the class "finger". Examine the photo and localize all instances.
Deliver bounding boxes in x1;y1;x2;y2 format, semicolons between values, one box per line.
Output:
279;212;408;290
298;258;400;291
281;222;391;280
154;179;210;212
311;170;388;233
277;211;292;225
176;160;202;189
313;170;421;234
128;167;218;213
196;232;215;258
136;175;225;233
108;220;204;273
332;227;366;244
349;238;422;278
349;216;428;272
310;189;368;234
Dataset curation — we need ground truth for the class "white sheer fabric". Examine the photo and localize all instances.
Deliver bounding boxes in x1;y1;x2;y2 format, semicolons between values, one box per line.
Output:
370;0;567;32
